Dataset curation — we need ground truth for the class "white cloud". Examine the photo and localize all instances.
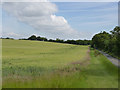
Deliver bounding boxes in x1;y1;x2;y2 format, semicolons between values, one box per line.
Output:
2;32;20;38
2;1;81;39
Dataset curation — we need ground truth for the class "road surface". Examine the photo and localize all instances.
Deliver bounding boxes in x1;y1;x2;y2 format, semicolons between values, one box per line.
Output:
99;51;120;67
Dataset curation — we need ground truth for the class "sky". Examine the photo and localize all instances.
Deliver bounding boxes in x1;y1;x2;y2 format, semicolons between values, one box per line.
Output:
0;1;118;40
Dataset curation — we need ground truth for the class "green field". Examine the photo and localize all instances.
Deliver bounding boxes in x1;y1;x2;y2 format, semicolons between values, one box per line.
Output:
2;39;119;88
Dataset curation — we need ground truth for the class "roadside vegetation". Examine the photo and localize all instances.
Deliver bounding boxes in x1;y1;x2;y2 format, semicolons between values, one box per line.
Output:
91;26;120;59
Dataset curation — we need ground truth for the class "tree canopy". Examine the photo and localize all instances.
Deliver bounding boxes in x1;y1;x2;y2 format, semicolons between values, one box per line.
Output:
91;26;120;58
26;35;91;45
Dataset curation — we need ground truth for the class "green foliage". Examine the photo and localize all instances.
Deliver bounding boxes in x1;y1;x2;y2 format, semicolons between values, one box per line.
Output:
91;26;120;58
36;36;47;41
65;39;91;45
28;35;37;40
55;38;64;43
27;35;91;45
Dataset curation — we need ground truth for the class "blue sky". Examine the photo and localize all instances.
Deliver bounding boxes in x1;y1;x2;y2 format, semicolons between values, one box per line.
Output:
55;2;118;34
1;2;118;40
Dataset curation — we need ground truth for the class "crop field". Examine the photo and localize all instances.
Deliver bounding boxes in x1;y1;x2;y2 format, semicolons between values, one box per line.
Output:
2;39;119;88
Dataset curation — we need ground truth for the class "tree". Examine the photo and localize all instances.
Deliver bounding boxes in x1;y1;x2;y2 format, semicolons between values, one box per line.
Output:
28;35;37;40
110;26;120;56
49;39;55;42
36;36;41;41
91;26;120;58
55;38;64;43
91;31;111;50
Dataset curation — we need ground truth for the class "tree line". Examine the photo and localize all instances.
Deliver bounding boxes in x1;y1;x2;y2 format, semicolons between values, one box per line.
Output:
91;26;120;58
19;35;91;45
1;26;119;58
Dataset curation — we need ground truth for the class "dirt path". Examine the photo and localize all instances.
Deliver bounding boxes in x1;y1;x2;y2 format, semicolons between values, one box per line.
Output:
99;51;120;67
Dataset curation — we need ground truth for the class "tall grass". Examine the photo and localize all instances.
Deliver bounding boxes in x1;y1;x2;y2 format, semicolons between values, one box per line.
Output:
2;39;119;88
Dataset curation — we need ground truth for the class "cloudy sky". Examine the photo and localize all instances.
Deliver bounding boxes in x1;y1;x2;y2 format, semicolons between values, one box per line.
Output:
1;1;118;40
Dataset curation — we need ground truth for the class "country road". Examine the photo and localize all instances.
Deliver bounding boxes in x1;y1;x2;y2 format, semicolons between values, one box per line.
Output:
99;51;120;67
